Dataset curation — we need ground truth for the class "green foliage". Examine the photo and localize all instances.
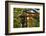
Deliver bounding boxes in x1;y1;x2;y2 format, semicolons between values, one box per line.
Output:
13;8;23;28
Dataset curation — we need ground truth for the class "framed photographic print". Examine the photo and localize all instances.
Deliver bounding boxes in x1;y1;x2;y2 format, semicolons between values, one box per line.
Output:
5;1;45;35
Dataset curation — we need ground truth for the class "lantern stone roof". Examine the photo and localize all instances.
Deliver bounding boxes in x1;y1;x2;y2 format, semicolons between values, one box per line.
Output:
23;9;40;14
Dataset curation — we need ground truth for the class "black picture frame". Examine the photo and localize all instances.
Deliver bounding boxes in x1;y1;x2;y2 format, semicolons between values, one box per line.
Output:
5;1;45;35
